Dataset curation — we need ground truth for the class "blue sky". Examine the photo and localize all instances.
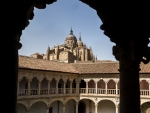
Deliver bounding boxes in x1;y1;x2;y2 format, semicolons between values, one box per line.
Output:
19;0;116;61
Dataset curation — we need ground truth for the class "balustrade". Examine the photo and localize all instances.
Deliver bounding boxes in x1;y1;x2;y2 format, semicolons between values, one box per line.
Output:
17;88;150;97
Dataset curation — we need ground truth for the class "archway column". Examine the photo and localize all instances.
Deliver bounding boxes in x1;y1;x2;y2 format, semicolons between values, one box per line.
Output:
48;80;51;95
64;81;66;94
28;80;31;96
56;80;58;94
63;104;66;113
38;81;41;95
85;80;89;94
70;80;73;93
76;80;80;94
17;81;19;96
75;102;78;113
46;107;49;113
94;103;98;113
115;105;119;113
111;39;150;113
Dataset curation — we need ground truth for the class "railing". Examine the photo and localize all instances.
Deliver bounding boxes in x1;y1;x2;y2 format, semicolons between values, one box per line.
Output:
88;88;96;94
50;88;56;94
30;89;38;95
40;89;48;95
58;88;64;94
72;88;76;93
107;89;116;95
18;89;28;96
66;88;70;93
140;90;149;96
79;88;86;93
18;88;150;97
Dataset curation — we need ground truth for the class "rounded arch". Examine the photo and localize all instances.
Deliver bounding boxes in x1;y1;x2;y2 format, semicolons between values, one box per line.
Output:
17;103;27;113
30;100;48;108
141;101;150;105
49;98;64;106
80;97;95;103
78;100;86;113
98;99;116;113
65;98;78;104
98;98;116;105
17;102;27;110
141;102;150;113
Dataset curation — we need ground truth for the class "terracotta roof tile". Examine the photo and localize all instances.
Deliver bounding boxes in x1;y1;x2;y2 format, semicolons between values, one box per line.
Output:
19;55;150;74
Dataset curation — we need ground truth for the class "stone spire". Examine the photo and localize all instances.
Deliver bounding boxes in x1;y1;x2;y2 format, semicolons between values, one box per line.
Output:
46;45;50;60
70;27;73;34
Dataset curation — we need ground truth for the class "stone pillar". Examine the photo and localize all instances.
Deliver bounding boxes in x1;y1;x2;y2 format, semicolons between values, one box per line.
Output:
38;81;41;95
95;103;98;113
76;81;79;94
46;107;49;113
112;40;150;113
149;83;150;96
63;104;66;113
28;80;30;96
64;81;66;94
86;81;88;94
56;80;58;94
116;105;119;113
95;81;98;94
17;82;19;96
48;80;50;95
89;100;92;113
76;103;78;113
116;82;118;95
70;81;72;94
105;82;108;94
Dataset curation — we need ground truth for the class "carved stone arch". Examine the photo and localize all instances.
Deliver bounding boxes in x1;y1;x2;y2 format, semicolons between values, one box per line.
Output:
141;100;150;105
103;78;110;83
140;78;148;82
97;98;116;105
36;74;45;82
45;74;52;81
79;97;95;103
65;97;78;104
49;98;64;107
141;102;150;113
30;99;48;109
17;102;28;110
112;78;119;84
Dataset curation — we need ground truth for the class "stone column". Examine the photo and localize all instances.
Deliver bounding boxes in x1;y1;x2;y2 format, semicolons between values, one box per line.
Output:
56;80;58;94
86;81;89;94
70;80;72;94
149;83;150;96
95;103;98;113
76;80;79;94
95;81;98;94
64;81;66;94
28;80;31;96
116;82;118;95
112;40;150;113
46;107;49;113
48;80;50;95
76;103;78;113
17;81;19;96
116;105;119;113
63;104;66;113
105;82;108;94
38;81;41;95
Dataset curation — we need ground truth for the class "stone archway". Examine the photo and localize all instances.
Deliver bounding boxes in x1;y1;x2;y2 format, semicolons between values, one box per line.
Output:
17;103;27;113
141;102;150;113
30;101;47;113
98;100;115;113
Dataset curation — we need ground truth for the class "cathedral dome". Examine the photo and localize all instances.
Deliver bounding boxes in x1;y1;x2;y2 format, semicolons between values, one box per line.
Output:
65;28;77;41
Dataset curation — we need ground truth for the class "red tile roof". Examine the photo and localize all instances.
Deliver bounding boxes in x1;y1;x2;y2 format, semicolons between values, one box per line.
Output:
19;55;150;74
